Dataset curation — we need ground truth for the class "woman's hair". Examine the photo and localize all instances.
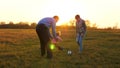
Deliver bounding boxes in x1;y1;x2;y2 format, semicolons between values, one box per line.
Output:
75;14;80;19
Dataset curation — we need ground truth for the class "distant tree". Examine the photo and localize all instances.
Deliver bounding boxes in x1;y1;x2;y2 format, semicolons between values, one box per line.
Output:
92;23;97;29
0;21;6;25
17;22;29;25
9;21;14;25
30;22;36;28
113;22;118;29
16;22;30;29
85;20;91;28
69;19;75;26
106;27;112;30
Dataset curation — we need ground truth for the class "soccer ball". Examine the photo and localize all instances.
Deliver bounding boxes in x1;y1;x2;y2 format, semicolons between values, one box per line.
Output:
67;50;72;55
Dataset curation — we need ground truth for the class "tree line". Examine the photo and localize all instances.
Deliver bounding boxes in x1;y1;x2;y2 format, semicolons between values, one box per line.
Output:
0;21;36;29
0;21;97;29
0;21;118;29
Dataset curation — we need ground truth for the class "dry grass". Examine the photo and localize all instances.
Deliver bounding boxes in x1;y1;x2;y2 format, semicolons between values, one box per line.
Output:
0;29;120;68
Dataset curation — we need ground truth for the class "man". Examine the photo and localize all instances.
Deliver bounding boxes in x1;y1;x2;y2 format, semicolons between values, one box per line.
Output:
75;14;86;53
36;16;59;59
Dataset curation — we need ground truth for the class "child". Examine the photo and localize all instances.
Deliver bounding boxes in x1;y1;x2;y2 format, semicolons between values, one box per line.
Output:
51;31;63;50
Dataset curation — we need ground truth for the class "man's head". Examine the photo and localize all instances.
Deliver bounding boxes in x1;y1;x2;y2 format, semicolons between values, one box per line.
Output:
75;14;80;22
53;15;59;23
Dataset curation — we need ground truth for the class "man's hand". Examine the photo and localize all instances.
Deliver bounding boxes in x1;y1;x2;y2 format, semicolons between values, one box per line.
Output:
52;39;57;44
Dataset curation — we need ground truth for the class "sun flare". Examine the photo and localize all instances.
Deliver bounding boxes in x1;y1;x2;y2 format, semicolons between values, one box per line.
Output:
0;0;120;28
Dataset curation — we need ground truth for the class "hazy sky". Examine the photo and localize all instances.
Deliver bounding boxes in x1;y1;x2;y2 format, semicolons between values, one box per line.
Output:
0;0;120;28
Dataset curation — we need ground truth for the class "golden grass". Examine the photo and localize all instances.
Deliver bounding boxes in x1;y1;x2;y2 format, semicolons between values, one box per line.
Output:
0;29;120;68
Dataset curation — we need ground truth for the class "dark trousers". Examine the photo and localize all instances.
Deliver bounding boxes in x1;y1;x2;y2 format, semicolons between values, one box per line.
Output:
36;24;52;58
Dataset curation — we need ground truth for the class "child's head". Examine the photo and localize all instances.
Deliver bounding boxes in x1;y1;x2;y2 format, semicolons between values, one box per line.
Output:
56;31;61;36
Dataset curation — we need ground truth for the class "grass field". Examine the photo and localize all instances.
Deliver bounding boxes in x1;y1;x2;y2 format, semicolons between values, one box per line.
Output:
0;29;120;68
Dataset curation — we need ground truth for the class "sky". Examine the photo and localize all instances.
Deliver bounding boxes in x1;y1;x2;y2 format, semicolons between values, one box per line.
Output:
0;0;120;28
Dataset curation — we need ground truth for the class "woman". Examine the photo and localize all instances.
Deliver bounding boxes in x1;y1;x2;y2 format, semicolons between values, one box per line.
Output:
75;14;87;53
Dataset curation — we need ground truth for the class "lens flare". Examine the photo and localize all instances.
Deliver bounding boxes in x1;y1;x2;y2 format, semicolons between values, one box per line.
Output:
50;44;55;50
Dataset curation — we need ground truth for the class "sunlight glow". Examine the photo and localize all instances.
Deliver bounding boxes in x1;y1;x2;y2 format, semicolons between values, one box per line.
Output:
0;0;120;28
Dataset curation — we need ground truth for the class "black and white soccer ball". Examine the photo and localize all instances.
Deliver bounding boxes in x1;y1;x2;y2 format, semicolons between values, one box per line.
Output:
67;50;72;55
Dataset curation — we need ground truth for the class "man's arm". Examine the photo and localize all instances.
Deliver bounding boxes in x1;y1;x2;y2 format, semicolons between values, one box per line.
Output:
51;22;57;39
82;20;87;33
48;29;53;39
